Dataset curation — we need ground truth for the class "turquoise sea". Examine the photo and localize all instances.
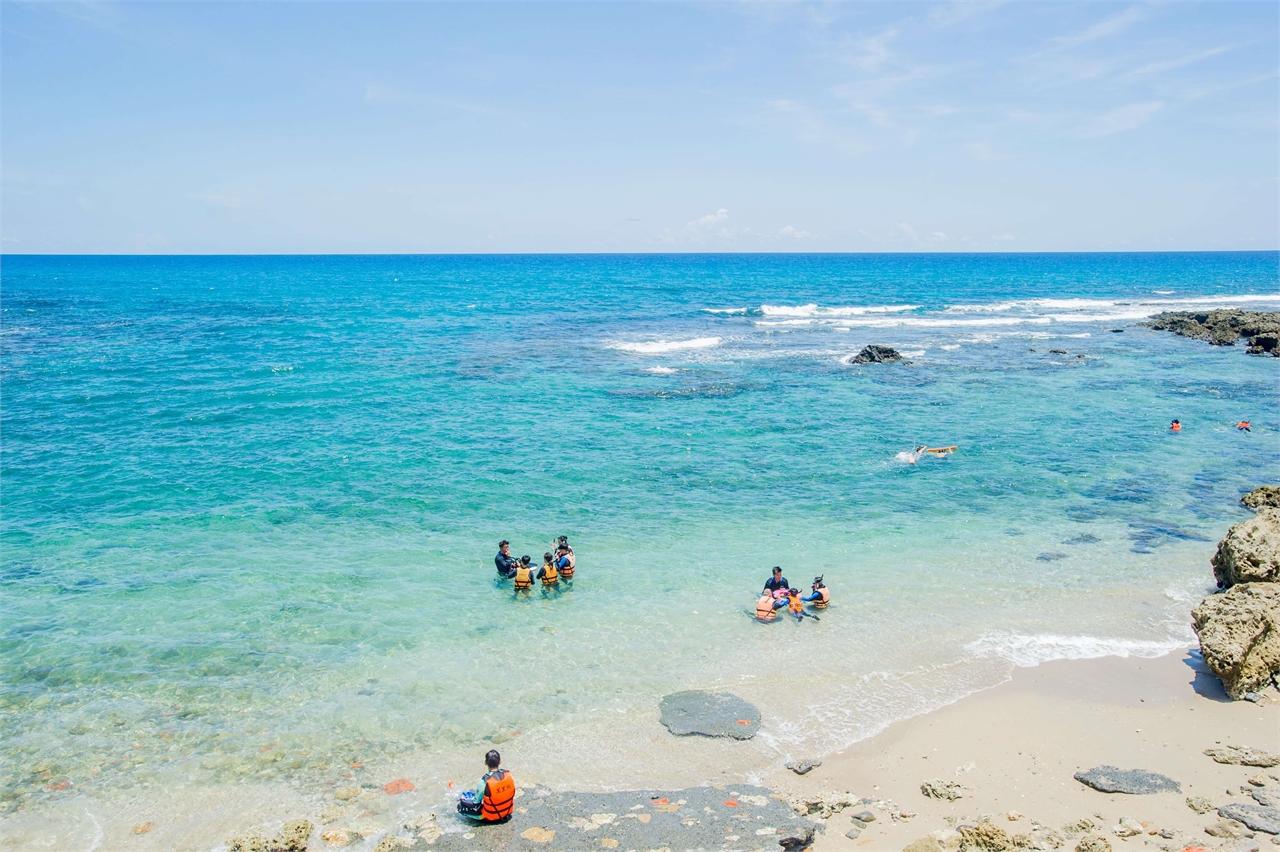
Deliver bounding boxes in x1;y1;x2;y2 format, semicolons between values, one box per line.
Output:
2;253;1278;822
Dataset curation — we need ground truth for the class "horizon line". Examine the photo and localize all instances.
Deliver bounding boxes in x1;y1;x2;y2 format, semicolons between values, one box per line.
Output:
4;249;1279;259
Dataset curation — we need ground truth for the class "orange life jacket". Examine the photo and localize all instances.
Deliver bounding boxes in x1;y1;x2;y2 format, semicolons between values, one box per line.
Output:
788;595;803;613
558;560;574;579
1238;422;1250;429
513;565;532;590
481;769;515;821
811;587;829;609
755;595;776;621
541;564;558;585
1171;423;1181;432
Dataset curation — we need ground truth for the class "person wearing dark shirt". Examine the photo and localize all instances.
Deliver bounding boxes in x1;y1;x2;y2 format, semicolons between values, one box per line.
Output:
495;540;518;578
763;566;789;594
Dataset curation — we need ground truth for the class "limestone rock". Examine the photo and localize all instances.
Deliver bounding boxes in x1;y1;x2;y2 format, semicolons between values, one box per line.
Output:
1112;818;1143;838
321;829;351;847
319;806;349;825
658;691;760;739
905;838;944;852
1212;510;1280;588
335;787;360;801
845;827;862;840
852;810;877;823
930;828;963;851
1243;488;1280;511
785;760;821;775
1257;789;1280;808
922;779;966;801
1206;819;1255;839
1205;746;1280;767
373;838;414;852
777;824;815;849
1062;820;1095;836
1073;835;1111;852
1193;585;1280;699
1188;796;1215;814
270;820;312;852
787;791;857;819
227;831;270;852
1222;839;1262;852
1219;803;1280;835
959;822;1013;852
1073;766;1180;794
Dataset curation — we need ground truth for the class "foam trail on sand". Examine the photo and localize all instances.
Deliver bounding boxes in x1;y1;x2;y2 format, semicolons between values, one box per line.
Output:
965;633;1187;668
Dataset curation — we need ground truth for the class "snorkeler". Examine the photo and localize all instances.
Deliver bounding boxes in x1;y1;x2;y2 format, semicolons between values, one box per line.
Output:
1170;419;1182;432
801;576;830;609
1237;421;1251;432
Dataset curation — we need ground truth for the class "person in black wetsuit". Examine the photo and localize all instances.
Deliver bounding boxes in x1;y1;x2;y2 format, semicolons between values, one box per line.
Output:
762;566;790;611
495;540;518;579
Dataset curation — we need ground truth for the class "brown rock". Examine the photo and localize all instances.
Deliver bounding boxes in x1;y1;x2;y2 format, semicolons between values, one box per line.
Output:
270;819;313;852
132;822;155;835
1204;746;1280;767
1192;584;1280;699
227;831;270;852
959;822;1013;852
1212;509;1280;588
321;829;351;847
1073;836;1110;852
522;827;556;843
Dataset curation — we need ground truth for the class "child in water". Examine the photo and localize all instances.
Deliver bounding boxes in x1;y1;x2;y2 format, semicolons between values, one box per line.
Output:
536;552;559;592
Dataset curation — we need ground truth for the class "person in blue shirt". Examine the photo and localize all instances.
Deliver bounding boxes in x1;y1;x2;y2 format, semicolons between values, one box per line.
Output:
762;566;790;611
495;540;518;578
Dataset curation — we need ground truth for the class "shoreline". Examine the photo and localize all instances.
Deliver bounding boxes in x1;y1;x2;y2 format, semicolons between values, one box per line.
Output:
4;646;1277;851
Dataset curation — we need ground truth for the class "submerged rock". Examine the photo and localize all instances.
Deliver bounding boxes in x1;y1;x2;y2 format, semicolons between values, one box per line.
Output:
1243;487;1280;511
1192;584;1280;699
850;345;904;364
1143;310;1280;355
658;691;760;739
1205;745;1280;767
1212;509;1280;588
1073;766;1180;794
1219;803;1280;835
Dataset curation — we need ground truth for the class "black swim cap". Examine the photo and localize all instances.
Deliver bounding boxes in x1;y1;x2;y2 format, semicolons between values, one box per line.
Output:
772;566;782;573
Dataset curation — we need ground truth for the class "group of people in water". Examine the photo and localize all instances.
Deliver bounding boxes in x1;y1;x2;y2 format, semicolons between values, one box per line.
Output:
494;537;576;593
754;566;829;623
1170;419;1253;432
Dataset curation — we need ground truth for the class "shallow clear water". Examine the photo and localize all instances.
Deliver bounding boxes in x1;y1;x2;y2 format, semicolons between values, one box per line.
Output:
2;253;1278;812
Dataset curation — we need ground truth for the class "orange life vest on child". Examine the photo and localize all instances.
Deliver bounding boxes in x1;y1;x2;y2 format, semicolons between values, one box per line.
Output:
541;564;558;585
480;769;515;821
788;595;803;614
811;587;829;609
755;595;776;621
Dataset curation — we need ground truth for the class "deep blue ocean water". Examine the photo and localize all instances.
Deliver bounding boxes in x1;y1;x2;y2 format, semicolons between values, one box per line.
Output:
2;253;1278;813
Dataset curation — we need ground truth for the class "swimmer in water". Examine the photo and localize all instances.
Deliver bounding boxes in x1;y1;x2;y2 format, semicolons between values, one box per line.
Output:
1237;421;1251;432
1170;420;1181;433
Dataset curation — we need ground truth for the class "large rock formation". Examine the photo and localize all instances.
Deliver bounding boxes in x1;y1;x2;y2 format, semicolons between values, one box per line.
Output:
1242;487;1280;511
1212;509;1280;588
1143;310;1280;355
1192;583;1280;699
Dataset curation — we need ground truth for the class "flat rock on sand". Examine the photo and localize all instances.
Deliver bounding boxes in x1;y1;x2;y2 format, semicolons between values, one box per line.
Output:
1073;766;1181;794
1205;745;1280;767
404;785;816;852
1219;803;1280;835
659;691;760;739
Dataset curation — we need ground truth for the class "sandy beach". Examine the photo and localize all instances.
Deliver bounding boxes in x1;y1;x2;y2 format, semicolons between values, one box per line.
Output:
771;648;1280;852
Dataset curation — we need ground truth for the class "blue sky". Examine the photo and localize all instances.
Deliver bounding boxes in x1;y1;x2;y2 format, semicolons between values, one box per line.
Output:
3;2;1277;253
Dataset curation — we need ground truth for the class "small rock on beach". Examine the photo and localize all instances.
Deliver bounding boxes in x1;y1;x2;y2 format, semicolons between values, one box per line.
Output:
1205;746;1280;768
921;779;966;801
1073;766;1181;794
786;760;822;775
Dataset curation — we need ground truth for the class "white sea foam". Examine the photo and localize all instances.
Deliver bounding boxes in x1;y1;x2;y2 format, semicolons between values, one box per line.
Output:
900;349;925;357
642;366;679;375
965;633;1185;668
939;344;960;351
760;303;920;317
702;307;750;315
609;337;722;354
946;293;1280;315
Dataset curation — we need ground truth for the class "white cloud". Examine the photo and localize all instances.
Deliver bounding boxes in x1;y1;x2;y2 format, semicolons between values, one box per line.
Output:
1081;101;1162;138
1126;45;1234;78
897;222;920;242
991;233;1015;242
1048;5;1147;52
929;231;948;242
690;208;729;228
777;225;814;241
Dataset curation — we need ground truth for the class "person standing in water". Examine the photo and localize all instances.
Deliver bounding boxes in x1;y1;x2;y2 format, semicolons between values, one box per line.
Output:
1170;420;1181;432
536;552;559;592
495;541;518;578
554;536;575;580
456;749;515;822
512;556;534;594
801;576;829;609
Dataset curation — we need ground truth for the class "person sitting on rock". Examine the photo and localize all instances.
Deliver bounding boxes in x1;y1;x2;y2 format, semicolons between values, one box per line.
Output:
495;540;518;578
457;749;515;822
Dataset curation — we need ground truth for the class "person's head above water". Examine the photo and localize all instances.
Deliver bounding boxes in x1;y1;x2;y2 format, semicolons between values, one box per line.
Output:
812;575;825;588
772;566;782;576
485;749;501;769
499;540;510;553
544;552;554;563
558;536;568;544
520;555;531;566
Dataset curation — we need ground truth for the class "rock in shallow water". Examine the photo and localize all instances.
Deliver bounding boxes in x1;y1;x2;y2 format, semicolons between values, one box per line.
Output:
1192;584;1280;699
1073;766;1180;794
658;691;760;739
785;759;821;775
850;345;903;364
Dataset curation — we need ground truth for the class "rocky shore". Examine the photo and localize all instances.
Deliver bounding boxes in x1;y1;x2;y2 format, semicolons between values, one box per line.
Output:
1143;311;1280;356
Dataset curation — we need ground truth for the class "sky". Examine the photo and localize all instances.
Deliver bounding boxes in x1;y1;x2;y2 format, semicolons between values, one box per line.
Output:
2;1;1277;253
